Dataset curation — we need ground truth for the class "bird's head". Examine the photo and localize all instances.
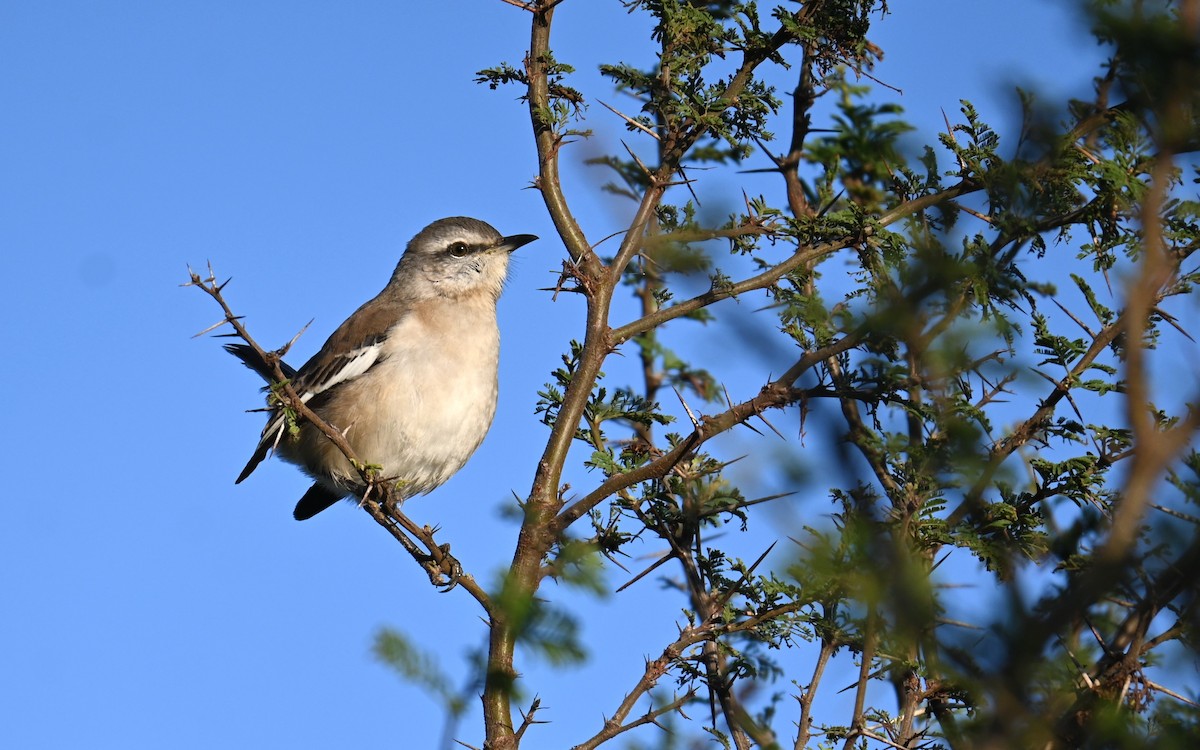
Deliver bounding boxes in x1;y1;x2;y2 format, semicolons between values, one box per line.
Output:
395;216;537;301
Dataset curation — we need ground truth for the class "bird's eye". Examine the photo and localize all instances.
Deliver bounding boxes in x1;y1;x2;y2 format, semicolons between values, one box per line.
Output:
448;242;470;257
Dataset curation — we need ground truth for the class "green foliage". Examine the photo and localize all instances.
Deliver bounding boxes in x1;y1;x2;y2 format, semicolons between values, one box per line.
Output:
422;1;1200;748
477;51;585;131
495;570;588;668
373;629;470;718
806;73;914;210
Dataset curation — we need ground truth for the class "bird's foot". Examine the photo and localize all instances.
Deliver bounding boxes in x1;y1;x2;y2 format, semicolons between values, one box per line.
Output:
377;496;462;590
415;543;463;591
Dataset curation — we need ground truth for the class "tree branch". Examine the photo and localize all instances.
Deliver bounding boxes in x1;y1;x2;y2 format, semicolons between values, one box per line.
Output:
551;330;865;536
609;181;977;346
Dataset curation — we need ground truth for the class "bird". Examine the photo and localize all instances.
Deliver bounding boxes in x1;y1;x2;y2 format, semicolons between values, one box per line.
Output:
225;216;537;520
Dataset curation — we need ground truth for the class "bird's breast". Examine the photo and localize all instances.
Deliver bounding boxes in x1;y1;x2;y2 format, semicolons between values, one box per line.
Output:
308;303;502;495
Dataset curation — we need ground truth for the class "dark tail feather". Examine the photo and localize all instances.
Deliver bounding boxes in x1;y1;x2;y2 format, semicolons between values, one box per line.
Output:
224;343;298;383
235;441;271;484
294;483;345;521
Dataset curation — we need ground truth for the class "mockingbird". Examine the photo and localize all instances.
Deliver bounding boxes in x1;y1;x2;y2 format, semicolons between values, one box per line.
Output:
226;216;537;520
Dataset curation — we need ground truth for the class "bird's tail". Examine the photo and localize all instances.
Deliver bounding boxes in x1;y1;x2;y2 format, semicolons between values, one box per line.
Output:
294;482;345;520
235;437;273;484
224;343;298;383
226;343;298;484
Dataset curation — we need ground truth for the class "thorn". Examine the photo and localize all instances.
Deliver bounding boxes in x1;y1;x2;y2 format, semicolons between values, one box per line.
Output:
620;139;653;177
756;412;787;440
741;421;765;436
931;550;953;572
192;318;236;338
947;199;995;225
817;189;844;217
942;107;967;173
598;99;661;141
615;551;673;593
282;319;314;355
740;491;797;509
714;541;777;611
601;550;631;573
737;166;786;174
1030;368;1060;388
678;164;701;208
671;385;701;429
1155;305;1195;342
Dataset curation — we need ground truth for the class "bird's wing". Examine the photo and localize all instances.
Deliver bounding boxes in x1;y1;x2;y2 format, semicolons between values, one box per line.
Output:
290;333;386;401
234;299;403;483
289;298;403;400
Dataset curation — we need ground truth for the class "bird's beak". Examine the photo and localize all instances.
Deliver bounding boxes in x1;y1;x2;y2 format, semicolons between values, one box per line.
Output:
498;234;538;253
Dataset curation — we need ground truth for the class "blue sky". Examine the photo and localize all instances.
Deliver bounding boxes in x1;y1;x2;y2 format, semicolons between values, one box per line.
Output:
1;2;1113;748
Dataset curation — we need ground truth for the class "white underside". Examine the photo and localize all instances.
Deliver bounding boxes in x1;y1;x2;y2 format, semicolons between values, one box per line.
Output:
278;298;502;499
